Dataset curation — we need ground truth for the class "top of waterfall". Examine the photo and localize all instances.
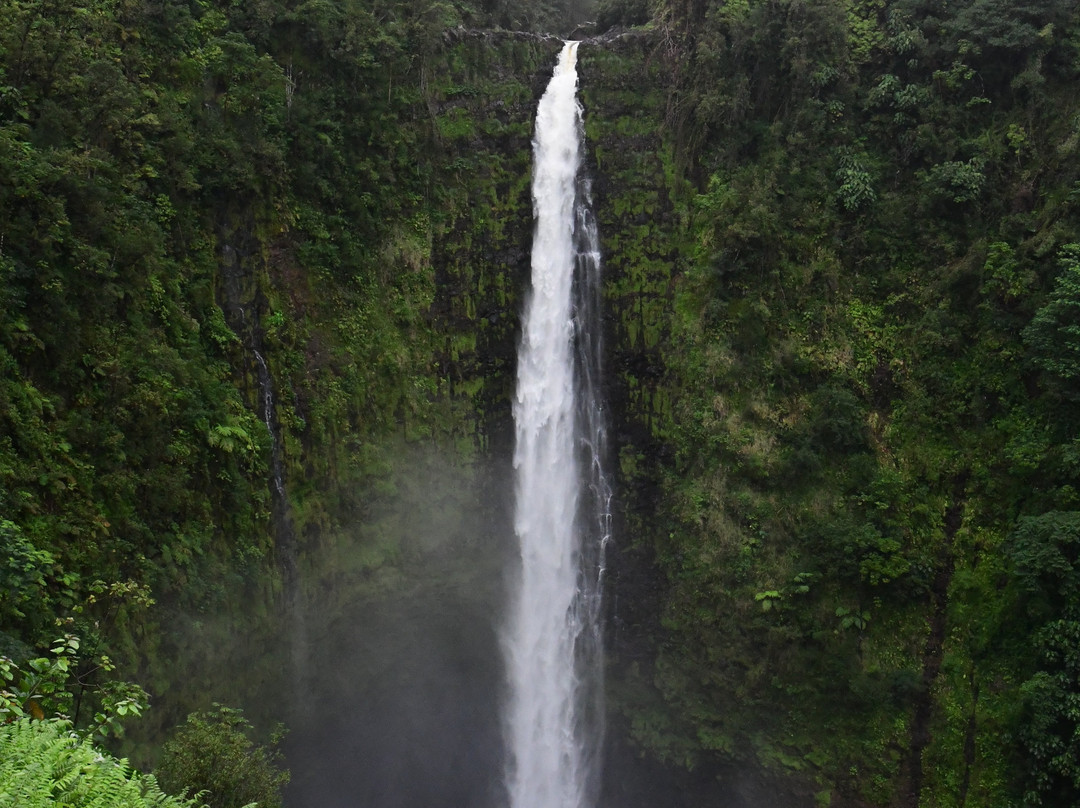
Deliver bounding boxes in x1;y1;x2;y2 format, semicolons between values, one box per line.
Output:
557;40;579;72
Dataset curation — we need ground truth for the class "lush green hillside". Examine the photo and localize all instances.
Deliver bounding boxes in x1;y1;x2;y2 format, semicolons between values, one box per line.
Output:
601;1;1080;805
3;0;1080;806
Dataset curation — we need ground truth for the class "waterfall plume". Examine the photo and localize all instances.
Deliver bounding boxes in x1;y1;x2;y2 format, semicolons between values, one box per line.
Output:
503;40;611;808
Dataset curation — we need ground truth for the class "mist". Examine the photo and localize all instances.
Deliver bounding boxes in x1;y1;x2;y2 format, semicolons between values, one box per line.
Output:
279;442;512;808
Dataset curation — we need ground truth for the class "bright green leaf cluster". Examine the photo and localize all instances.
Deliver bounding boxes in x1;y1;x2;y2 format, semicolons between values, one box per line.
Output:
0;717;194;808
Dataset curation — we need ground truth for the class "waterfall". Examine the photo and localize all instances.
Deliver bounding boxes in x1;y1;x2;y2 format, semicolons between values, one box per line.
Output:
504;40;611;808
253;347;306;700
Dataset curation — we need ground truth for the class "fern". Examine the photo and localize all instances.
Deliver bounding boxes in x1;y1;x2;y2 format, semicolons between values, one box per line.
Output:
0;719;196;808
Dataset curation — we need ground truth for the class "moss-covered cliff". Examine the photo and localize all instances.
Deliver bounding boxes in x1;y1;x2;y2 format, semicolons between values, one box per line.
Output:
612;2;1080;806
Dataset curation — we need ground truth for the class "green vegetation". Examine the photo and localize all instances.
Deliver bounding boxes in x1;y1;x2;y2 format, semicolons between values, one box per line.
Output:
1;634;147;739
3;0;1080;805
155;706;289;808
589;0;1080;805
0;718;192;808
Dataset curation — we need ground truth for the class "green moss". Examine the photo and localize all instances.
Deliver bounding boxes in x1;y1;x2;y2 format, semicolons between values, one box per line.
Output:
436;108;478;141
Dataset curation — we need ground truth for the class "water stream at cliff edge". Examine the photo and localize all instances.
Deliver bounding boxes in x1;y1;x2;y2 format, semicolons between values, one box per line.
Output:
504;40;612;808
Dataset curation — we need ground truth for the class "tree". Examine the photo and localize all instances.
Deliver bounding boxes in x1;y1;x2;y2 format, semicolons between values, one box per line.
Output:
0;634;148;739
947;0;1071;51
1024;245;1080;396
155;706;289;808
1007;512;1080;805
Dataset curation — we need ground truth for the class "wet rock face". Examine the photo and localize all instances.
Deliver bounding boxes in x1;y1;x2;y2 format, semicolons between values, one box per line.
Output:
426;29;680;454
428;34;682;613
429;32;735;807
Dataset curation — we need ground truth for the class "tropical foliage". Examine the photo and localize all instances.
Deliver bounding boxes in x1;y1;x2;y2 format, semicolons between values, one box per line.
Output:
3;0;1080;805
0;718;193;808
155;706;289;808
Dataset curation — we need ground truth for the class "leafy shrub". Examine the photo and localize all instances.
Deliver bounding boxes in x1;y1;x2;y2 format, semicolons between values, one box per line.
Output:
835;149;877;212
1024;245;1080;393
596;0;653;31
155;706;289;808
1007;512;1080;805
926;157;987;203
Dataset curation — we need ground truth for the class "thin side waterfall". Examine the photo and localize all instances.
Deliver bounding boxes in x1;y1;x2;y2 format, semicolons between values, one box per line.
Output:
504;41;612;808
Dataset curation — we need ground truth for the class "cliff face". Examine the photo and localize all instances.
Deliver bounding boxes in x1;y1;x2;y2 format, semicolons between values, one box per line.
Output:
425;32;562;456
600;3;1080;807
424;32;809;806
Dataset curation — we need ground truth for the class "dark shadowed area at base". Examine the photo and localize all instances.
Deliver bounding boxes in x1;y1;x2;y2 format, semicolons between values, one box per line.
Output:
282;572;506;808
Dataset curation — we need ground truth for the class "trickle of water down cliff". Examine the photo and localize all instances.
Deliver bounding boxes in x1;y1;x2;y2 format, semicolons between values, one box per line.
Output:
504;40;613;808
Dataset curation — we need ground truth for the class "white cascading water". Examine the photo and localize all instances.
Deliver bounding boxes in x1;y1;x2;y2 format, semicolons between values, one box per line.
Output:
505;40;612;808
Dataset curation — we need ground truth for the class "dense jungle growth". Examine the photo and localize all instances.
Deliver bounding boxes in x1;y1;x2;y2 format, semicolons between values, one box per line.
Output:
2;0;1080;806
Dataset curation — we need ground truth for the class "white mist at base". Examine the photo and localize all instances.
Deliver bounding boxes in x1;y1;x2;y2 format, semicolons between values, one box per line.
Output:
504;41;611;808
